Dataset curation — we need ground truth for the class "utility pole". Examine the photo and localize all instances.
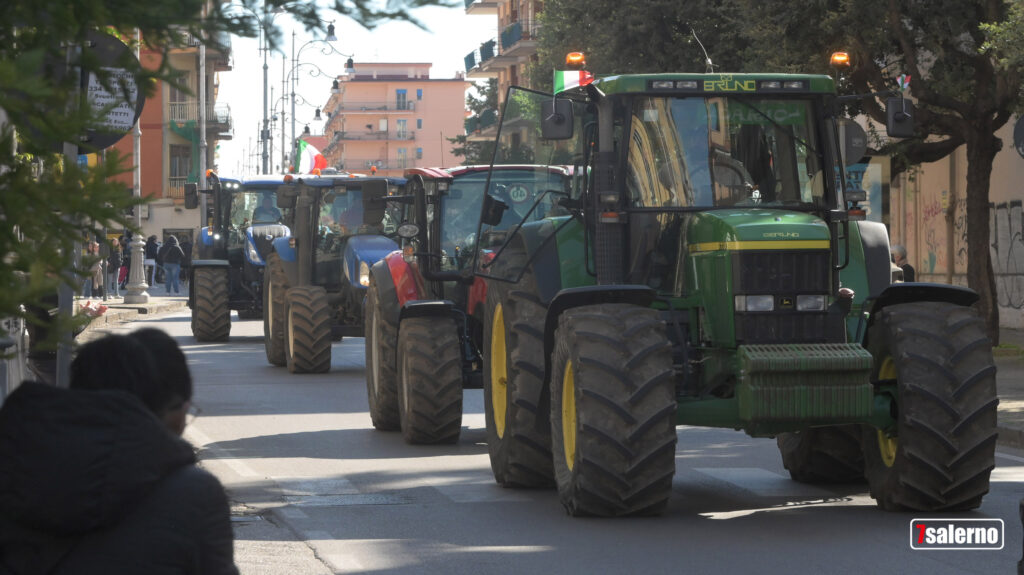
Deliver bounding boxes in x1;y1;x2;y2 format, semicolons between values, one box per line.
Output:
260;5;270;174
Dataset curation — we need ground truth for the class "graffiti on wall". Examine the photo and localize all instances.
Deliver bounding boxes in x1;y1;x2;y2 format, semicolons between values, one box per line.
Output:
991;200;1024;309
954;196;968;269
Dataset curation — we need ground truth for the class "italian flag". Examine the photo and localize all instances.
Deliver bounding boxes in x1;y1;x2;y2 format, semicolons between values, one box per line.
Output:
553;70;595;94
295;140;327;174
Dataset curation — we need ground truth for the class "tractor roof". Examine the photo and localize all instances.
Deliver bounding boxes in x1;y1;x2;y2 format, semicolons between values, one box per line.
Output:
590;73;836;96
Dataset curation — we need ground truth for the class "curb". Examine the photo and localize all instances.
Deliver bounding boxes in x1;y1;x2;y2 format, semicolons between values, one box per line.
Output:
80;300;189;334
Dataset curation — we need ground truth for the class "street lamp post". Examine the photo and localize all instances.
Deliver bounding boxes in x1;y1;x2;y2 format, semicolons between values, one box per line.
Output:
231;2;287;174
288;27;354;171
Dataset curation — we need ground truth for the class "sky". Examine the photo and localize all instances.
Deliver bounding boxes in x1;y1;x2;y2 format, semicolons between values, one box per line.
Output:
217;4;495;175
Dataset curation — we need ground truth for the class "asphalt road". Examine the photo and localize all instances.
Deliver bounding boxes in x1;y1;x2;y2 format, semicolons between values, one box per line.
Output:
102;310;1024;575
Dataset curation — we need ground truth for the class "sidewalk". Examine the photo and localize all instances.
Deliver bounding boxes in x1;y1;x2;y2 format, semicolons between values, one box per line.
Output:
77;282;189;338
994;328;1024;449
75;291;1024;449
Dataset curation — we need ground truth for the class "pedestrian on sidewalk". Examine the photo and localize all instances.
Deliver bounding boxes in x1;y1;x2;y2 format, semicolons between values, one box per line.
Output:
891;244;916;282
0;331;238;574
145;235;161;286
107;237;123;298
81;240;102;298
158;236;185;295
180;235;193;288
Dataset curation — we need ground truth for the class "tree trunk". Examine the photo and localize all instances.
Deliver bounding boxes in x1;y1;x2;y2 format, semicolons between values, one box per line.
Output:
964;131;1001;346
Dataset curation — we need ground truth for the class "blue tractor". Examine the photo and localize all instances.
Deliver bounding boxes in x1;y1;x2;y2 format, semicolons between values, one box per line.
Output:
185;172;292;341
262;174;403;373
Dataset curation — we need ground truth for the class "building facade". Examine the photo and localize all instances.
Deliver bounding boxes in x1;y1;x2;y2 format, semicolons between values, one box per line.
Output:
889;120;1024;329
111;30;233;244
463;0;541;142
320;63;467;178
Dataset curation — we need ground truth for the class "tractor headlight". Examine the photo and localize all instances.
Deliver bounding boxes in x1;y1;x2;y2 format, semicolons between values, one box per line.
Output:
359;261;370;287
735;294;774;312
246;240;260;264
796;295;827;311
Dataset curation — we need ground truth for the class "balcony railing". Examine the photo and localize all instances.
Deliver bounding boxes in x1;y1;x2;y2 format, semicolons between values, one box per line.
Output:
333;130;416;141
167;176;189;199
339;158;412;170
500;19;540;52
464;109;498;134
168;101;232;130
333;101;416;112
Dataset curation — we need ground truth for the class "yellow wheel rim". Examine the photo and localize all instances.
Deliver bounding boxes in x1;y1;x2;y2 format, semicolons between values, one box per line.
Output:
490;303;508;439
877;356;898;467
562;359;577;472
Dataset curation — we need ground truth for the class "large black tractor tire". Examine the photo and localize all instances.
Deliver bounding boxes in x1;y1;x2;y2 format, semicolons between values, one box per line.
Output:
777;425;865;483
483;250;553;487
550;304;677;517
284;286;332;374
263;253;288;366
396;317;463;444
365;276;400;431
862;301;998;511
191;267;231;342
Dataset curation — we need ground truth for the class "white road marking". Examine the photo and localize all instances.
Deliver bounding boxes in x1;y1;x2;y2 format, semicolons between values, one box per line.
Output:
995;451;1024;463
694;467;833;497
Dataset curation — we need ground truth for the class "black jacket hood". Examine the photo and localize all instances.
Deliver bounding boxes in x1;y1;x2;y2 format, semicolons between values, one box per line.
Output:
0;383;196;536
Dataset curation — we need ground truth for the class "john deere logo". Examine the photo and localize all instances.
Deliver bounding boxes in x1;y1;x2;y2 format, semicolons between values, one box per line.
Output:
780;297;794;308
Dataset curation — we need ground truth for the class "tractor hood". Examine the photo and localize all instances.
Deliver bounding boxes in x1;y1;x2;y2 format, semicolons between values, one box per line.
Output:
686;209;830;252
343;234;400;288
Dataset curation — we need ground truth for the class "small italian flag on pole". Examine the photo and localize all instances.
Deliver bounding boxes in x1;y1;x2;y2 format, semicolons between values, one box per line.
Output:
295;139;327;174
553;70;595;94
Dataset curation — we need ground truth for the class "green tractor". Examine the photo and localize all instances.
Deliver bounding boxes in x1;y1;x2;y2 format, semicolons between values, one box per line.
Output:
474;58;997;516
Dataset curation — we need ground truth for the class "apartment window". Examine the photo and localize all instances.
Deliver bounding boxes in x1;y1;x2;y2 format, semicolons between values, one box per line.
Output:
396;119;408;139
396;89;408;110
397;148;407;168
417;119;422;129
416;89;423;100
169;145;191;178
416;147;423;159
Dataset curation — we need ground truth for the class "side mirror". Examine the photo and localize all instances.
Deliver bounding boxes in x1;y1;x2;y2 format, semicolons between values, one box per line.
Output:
541;98;574;140
184;183;198;209
845;189;867;203
396;222;420;239
886;97;915;138
838;119;868;166
481;193;508;227
361;179;388;225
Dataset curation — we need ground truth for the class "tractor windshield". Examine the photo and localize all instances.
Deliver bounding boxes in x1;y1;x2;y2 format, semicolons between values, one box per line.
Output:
626;96;825;209
226;185;289;251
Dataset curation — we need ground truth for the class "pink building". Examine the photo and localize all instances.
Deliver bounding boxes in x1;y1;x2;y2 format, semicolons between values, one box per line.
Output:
320;63;468;178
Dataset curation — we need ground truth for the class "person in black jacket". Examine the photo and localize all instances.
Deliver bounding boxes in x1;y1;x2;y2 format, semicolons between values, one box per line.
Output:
145;235;161;285
891;244;916;282
0;331;238;575
157;236;186;295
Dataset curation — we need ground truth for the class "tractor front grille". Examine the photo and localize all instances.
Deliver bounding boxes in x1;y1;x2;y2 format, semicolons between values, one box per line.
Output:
251;224;288;261
732;250;840;344
733;250;830;293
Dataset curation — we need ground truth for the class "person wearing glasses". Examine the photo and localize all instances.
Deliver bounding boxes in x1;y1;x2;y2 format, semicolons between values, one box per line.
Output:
0;330;237;574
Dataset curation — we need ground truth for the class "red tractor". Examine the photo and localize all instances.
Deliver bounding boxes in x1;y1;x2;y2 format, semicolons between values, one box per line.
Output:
364;165;571;444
